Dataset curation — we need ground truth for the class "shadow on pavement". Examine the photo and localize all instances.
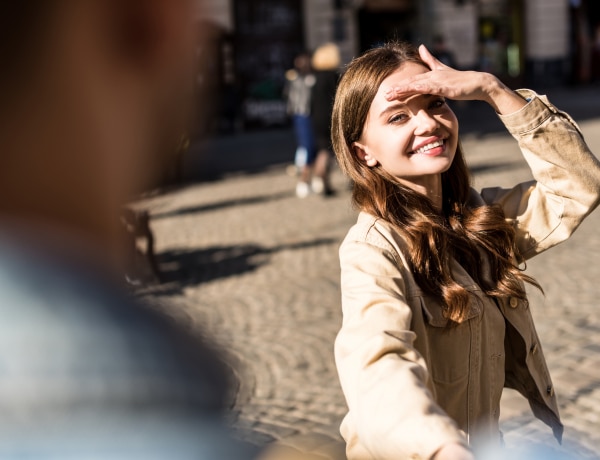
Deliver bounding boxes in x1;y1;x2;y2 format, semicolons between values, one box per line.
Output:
152;191;293;220
184;127;296;182
147;237;338;296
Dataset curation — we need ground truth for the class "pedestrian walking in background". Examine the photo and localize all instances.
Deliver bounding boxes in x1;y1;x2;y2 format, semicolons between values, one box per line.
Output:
331;42;600;459
285;52;317;198
310;42;341;196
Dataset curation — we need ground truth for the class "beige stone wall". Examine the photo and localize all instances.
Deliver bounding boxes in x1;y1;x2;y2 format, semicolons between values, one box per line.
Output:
303;0;333;49
303;0;478;67
196;0;233;31
432;0;478;68
303;0;359;64
205;0;569;67
525;0;569;59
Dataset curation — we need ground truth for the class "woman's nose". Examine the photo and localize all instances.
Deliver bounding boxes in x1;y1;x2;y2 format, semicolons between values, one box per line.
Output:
413;110;440;135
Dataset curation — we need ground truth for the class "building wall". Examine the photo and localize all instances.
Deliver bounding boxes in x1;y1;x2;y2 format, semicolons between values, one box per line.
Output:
525;0;569;59
207;0;572;66
433;0;478;68
302;0;477;67
303;0;358;64
525;0;570;85
202;0;573;128
196;0;233;31
303;0;333;49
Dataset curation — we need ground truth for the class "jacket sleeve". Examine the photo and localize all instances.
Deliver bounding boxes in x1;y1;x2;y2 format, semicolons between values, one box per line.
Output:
480;89;600;260
334;234;468;460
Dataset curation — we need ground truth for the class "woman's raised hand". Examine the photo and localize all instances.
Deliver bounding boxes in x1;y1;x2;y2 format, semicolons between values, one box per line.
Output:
385;45;527;116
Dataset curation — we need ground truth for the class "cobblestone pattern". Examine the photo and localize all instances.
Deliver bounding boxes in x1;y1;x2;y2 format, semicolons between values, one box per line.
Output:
136;118;600;459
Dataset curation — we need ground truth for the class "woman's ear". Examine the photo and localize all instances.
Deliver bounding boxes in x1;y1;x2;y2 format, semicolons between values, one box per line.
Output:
353;142;378;167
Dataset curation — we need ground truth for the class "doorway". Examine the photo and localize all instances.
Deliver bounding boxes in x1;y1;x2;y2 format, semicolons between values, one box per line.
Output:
358;3;417;52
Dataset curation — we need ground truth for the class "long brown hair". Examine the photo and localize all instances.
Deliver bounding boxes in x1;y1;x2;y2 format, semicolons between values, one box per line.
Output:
332;42;539;323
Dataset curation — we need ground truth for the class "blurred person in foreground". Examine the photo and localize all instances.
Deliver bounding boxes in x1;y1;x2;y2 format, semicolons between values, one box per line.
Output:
0;1;257;458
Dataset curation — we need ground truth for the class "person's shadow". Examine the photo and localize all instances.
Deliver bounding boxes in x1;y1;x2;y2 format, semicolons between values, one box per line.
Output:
142;238;338;297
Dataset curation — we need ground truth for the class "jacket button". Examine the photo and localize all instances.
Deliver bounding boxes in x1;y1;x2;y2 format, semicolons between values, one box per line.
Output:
547;385;554;397
530;343;538;354
509;297;519;308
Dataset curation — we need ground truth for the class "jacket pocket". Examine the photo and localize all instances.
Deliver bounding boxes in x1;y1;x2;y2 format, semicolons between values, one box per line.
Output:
415;289;483;384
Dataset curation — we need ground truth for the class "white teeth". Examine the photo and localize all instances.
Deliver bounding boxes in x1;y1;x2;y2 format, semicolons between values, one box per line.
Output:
414;139;444;154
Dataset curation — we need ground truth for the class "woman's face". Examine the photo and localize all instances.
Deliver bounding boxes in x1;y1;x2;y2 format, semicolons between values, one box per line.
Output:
354;62;459;193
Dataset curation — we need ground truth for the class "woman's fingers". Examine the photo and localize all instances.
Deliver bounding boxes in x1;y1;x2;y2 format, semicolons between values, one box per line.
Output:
382;45;514;111
385;69;491;102
418;44;446;70
384;74;445;101
383;44;452;101
383;44;494;102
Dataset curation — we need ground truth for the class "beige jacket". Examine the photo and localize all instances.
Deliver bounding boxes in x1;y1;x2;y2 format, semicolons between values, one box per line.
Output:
335;90;600;459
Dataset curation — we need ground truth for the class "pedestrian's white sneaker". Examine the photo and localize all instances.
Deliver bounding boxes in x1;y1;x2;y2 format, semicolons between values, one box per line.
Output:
296;181;311;198
311;177;325;195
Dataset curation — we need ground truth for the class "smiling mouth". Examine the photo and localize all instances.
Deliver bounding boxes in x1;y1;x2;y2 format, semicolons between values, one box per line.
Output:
411;139;445;155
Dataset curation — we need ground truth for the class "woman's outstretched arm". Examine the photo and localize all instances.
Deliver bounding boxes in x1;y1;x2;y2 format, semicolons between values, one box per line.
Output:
336;228;470;459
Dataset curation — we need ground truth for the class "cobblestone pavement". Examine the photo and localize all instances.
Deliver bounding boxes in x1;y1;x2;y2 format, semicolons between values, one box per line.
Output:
136;116;600;459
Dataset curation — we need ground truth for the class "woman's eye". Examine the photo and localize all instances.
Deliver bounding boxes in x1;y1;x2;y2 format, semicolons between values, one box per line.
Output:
430;98;447;109
389;113;408;124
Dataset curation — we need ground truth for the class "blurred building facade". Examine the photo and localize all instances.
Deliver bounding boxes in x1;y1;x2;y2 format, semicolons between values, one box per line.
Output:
195;0;598;129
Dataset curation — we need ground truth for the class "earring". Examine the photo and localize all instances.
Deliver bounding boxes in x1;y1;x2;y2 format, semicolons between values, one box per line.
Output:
364;155;378;167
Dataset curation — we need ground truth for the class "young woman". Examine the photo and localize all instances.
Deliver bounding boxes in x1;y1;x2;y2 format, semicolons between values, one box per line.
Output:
332;42;600;459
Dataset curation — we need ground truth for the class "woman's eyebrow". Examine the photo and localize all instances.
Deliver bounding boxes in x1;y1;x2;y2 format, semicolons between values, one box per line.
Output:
379;102;407;119
379;94;435;119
